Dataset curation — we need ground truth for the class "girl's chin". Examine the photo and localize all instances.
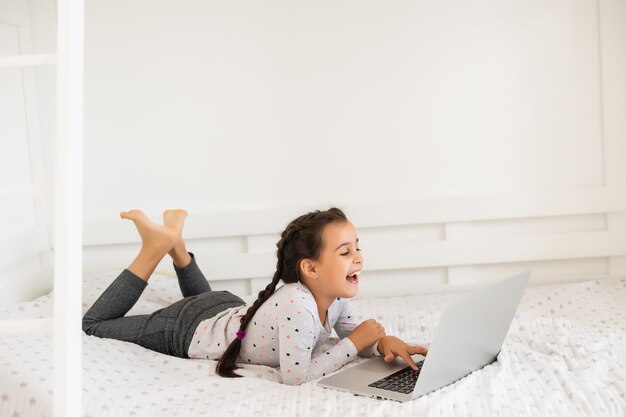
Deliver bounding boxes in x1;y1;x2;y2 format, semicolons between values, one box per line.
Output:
344;282;359;295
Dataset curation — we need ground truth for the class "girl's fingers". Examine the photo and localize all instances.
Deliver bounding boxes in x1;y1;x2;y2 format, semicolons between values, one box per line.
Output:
409;345;428;355
383;346;395;362
400;351;418;370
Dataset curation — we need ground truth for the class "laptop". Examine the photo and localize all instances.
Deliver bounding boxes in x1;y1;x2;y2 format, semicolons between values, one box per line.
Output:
317;270;530;402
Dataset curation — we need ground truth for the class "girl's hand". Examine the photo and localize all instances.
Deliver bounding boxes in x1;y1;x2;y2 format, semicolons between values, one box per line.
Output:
347;319;386;352
377;336;428;370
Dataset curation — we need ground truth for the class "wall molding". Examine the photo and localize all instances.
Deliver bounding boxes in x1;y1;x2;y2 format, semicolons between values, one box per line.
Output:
80;186;626;296
83;186;626;246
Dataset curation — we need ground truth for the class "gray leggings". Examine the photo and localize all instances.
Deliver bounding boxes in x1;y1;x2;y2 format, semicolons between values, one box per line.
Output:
82;252;246;358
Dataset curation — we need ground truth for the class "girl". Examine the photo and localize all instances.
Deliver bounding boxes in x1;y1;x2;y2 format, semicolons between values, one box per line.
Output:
83;207;428;385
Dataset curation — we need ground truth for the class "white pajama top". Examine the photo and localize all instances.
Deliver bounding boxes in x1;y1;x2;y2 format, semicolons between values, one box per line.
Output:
187;282;381;385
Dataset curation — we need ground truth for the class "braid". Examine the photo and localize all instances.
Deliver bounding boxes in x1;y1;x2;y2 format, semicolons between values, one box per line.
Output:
215;234;287;378
215;207;347;378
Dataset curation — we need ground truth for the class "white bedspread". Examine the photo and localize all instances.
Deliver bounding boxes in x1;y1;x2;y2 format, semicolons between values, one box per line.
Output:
1;272;625;417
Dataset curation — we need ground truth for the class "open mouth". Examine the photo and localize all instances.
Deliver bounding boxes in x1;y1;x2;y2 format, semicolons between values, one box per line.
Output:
346;272;359;284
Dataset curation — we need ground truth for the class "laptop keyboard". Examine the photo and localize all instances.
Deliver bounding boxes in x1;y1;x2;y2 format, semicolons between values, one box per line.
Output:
367;360;425;394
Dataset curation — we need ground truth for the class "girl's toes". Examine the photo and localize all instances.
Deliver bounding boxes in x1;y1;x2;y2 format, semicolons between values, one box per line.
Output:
163;209;187;219
120;209;145;220
162;209;188;227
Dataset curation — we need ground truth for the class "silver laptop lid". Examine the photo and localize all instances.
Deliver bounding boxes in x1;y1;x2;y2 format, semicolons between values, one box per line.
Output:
412;270;530;399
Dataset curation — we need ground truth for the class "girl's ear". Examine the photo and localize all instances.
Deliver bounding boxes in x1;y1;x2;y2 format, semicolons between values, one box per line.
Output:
299;259;318;280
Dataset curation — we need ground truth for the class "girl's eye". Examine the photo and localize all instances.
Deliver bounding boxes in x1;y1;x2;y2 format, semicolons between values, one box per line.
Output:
341;248;362;256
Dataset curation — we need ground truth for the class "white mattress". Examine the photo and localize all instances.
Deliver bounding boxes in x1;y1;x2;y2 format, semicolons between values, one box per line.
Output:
1;272;625;417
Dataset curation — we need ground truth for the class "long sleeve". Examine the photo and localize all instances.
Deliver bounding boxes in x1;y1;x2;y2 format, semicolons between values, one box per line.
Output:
277;303;359;385
333;299;383;358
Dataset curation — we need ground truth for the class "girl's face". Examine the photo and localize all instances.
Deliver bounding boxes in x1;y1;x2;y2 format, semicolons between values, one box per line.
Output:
313;220;363;299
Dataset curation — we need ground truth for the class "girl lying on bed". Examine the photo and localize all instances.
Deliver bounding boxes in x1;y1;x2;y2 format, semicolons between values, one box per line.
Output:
82;207;428;385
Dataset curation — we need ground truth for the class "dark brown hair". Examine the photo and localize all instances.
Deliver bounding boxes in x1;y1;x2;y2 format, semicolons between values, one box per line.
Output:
216;207;348;377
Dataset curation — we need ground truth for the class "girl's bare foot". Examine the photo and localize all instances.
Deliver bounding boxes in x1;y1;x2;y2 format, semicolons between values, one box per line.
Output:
120;209;185;280
120;209;182;254
163;209;192;268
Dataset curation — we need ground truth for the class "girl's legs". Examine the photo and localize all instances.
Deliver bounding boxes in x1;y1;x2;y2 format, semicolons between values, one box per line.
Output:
166;210;192;269
163;210;212;297
172;251;211;297
82;209;187;355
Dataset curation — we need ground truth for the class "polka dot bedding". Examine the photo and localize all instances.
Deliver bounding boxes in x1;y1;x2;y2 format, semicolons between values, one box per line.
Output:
1;271;625;417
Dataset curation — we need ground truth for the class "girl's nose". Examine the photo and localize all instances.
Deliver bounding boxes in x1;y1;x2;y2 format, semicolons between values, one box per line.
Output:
355;251;363;264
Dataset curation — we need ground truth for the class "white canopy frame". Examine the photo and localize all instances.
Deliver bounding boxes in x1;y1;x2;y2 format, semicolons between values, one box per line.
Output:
0;0;83;416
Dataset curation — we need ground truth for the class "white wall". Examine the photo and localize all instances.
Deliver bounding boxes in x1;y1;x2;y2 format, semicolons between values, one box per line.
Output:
78;0;626;295
3;0;624;301
83;0;613;217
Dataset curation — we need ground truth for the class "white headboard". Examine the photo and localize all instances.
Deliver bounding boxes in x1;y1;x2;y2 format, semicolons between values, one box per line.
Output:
83;186;626;299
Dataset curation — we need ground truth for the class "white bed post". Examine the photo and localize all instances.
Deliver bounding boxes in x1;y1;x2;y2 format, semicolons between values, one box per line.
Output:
54;0;83;416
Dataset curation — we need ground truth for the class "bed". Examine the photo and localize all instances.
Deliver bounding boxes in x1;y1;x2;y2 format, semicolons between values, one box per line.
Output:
1;269;624;417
